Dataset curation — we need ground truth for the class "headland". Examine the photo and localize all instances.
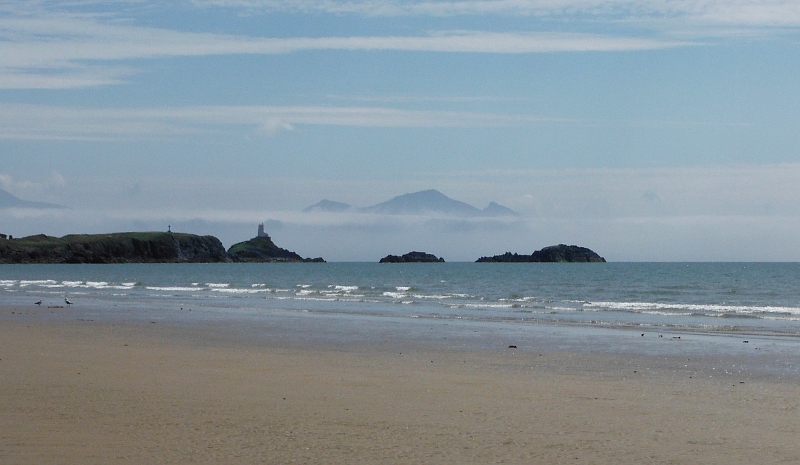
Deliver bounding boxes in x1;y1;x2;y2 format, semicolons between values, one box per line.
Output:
0;232;228;264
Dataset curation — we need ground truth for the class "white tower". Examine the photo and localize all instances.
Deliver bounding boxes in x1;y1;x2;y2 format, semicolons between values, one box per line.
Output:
257;223;269;238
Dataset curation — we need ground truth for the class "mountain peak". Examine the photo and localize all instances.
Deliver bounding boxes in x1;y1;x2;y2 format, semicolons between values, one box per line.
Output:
483;201;520;217
303;189;520;218
360;190;482;216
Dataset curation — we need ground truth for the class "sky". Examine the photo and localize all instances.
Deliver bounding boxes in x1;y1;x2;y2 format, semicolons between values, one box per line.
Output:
1;0;799;261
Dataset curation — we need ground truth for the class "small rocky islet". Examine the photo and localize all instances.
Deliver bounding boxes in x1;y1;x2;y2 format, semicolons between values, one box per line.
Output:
379;245;605;263
476;244;606;263
379;251;445;263
226;225;324;263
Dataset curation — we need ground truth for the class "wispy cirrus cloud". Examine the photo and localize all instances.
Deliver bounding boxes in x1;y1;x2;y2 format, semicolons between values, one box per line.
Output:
0;104;571;140
0;7;691;89
192;0;800;26
0;2;795;89
0;102;751;140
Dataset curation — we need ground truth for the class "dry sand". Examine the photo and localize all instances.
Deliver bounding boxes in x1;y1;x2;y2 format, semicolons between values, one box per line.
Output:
2;310;800;464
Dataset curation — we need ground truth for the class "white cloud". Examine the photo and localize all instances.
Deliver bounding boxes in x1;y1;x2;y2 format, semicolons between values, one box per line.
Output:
258;117;295;135
0;66;132;89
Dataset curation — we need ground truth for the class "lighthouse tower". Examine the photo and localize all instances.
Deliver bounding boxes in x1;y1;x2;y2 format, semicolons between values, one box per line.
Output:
257;223;270;239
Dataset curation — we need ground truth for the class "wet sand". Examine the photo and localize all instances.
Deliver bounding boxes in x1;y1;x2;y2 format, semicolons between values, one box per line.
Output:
2;308;800;464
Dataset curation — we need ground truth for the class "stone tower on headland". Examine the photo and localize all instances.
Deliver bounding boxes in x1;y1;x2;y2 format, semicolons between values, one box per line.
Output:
257;223;270;239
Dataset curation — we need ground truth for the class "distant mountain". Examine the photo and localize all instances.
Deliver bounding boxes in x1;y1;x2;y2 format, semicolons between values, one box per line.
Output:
360;189;482;216
303;199;352;213
0;188;66;209
304;189;520;217
482;201;520;217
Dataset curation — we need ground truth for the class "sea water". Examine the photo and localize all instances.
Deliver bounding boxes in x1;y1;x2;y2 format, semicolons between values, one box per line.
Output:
2;262;800;338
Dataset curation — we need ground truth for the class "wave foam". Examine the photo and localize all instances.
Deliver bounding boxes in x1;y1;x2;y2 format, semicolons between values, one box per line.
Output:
587;301;800;316
146;286;199;292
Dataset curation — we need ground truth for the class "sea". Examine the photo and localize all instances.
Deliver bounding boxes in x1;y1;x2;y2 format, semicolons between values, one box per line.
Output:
2;262;800;339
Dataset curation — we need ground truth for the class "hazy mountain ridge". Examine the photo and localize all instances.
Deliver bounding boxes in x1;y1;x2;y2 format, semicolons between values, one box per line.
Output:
304;189;519;217
303;199;352;213
0;188;66;209
482;201;521;217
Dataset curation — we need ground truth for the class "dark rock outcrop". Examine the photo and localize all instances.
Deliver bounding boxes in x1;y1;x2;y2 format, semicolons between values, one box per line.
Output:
380;251;445;263
476;244;605;263
227;236;325;263
0;232;229;264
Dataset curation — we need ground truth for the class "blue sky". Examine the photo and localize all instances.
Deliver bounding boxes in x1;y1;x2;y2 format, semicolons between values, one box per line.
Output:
1;0;799;261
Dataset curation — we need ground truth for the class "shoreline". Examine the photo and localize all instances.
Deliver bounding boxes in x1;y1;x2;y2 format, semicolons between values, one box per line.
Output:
3;306;800;463
5;300;800;380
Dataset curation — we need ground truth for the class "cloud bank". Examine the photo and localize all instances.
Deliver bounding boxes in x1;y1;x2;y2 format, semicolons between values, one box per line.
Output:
4;163;800;261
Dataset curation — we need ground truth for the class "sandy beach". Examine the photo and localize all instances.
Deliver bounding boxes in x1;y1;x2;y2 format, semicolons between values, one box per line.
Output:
2;307;800;464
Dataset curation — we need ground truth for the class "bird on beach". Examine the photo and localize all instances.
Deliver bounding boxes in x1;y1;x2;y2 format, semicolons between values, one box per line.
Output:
65;298;72;306
35;300;42;306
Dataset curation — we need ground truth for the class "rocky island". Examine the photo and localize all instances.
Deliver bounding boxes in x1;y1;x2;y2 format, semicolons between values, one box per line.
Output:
379;251;445;263
0;232;229;264
227;224;325;263
476;244;605;263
